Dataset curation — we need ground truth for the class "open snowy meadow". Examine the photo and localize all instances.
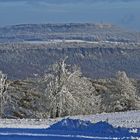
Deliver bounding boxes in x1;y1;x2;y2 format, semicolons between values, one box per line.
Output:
0;110;140;140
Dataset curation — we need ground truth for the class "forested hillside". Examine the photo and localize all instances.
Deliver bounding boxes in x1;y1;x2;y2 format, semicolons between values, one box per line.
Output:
0;23;140;119
0;42;140;79
0;60;140;119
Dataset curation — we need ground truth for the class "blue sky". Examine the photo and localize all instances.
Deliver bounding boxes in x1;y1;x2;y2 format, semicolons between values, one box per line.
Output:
0;0;139;30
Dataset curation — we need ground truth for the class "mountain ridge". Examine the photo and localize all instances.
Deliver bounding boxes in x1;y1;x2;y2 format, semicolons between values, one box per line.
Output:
0;23;139;43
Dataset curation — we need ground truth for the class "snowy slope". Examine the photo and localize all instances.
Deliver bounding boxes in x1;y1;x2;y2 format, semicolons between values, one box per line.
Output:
0;110;139;129
0;118;140;140
71;110;140;128
0;111;140;140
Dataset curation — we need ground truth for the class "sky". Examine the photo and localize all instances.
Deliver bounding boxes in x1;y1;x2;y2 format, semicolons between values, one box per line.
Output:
0;0;139;31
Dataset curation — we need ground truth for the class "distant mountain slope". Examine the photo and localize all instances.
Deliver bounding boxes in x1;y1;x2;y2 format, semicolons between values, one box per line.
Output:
0;42;140;80
0;23;140;80
0;23;140;43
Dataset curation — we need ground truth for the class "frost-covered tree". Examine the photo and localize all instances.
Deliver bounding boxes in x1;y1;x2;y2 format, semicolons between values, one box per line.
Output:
45;58;98;118
100;71;139;113
114;71;138;111
45;57;78;118
0;71;8;118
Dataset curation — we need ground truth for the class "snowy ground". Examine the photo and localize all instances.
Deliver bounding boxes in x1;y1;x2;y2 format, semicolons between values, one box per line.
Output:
0;111;140;140
0;110;140;129
23;39;133;45
71;110;140;128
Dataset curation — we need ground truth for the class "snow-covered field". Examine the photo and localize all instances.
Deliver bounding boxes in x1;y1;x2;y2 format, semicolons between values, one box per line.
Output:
0;111;140;140
71;110;140;128
0;110;139;129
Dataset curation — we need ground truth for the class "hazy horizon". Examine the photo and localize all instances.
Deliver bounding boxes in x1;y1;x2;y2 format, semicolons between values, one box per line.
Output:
0;0;139;31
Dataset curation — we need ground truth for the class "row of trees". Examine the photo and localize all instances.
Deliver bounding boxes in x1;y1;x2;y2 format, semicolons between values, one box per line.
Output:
0;58;139;118
43;58;140;118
